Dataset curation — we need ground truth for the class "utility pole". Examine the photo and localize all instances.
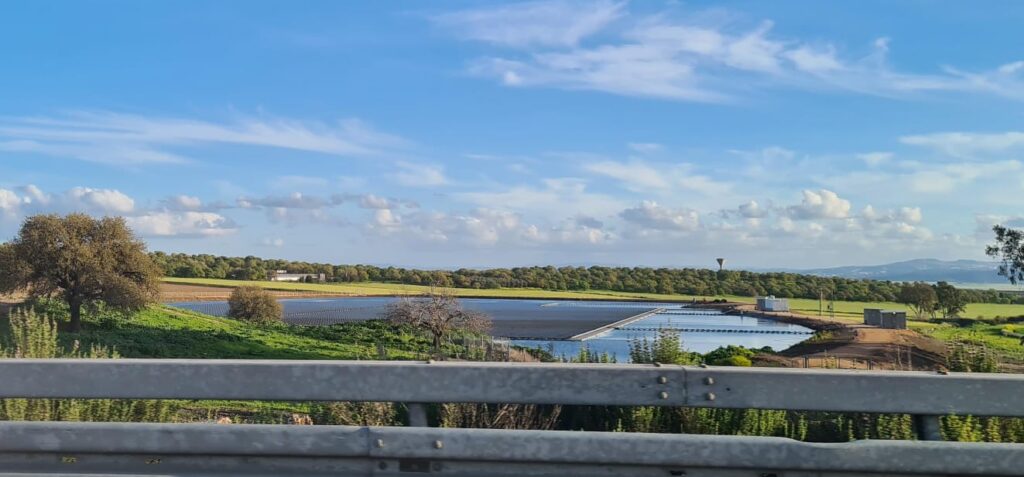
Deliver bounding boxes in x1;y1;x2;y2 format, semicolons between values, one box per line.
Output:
819;289;824;317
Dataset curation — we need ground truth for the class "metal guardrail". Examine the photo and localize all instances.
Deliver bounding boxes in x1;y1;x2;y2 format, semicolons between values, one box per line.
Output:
0;359;1022;476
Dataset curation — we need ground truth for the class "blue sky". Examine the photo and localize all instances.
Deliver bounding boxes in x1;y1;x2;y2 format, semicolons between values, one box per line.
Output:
2;1;1023;269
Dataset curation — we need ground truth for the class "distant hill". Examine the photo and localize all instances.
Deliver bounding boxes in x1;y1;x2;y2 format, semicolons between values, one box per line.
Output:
791;259;1003;284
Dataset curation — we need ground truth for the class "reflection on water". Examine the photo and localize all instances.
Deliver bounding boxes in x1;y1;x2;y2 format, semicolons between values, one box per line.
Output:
511;309;812;362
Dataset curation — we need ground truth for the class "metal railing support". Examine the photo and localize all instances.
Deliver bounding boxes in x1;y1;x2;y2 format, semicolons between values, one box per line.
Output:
914;414;943;441
406;403;428;427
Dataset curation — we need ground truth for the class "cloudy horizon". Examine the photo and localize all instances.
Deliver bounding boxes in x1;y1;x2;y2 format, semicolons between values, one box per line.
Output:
2;1;1023;269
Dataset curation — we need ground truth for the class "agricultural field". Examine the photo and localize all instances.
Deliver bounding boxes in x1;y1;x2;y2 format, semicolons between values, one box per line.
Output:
163;277;713;301
163;277;1024;321
782;297;1024;323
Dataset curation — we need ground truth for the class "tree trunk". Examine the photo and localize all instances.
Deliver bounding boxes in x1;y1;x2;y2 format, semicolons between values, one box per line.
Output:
69;298;83;333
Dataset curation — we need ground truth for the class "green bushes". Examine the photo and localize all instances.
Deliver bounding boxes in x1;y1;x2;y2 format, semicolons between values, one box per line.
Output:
227;286;282;324
703;345;756;366
629;329;700;365
0;309;173;422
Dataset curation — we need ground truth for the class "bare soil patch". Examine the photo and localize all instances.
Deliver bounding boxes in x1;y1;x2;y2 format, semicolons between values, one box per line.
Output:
159;283;347;303
732;304;948;370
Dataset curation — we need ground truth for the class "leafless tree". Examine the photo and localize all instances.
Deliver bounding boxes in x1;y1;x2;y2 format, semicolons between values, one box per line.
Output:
383;288;491;352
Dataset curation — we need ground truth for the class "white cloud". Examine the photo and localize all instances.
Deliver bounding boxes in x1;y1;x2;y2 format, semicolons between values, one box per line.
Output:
784;45;843;73
627;142;663;153
431;0;625;48
585;160;669;190
168;195;202;210
373;209;402;228
237;192;331;210
737;200;768;218
787;189;851;220
858;152;892;167
445;4;1024;102
862;205;923;224
65;187;135;214
274;175;330;190
126;211;237;238
0;185;134;216
457;178;625;218
906;160;1022;194
0;111;407;165
584;159;732;195
262;237;285;247
367;206;613;247
901;131;1024;158
619;201;700;231
0;189;21;214
358;194;395;210
393;161;448;187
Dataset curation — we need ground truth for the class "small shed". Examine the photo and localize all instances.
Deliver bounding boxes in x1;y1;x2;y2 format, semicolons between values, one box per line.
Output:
756;295;789;312
863;308;907;330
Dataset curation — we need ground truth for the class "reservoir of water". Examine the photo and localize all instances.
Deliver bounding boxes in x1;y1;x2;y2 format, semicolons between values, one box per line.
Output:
169;297;812;362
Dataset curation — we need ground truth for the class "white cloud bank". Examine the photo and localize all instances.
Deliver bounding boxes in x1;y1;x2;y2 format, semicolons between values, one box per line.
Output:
0;111;408;165
0;184;237;238
438;1;1024;102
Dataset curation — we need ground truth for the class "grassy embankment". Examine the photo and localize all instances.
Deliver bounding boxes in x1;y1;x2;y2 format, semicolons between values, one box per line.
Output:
0;302;469;421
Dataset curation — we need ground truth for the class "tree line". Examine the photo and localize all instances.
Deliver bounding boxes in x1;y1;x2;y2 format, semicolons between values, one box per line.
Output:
151;252;1019;304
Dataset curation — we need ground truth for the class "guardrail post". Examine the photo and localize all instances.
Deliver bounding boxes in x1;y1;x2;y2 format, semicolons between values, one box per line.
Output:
407;403;429;427
914;414;942;441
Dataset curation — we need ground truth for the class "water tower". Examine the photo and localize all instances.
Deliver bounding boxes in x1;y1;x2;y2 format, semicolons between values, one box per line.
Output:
716;258;725;271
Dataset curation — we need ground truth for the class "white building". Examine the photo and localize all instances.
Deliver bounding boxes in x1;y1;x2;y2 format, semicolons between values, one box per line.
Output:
756;295;789;312
267;270;326;282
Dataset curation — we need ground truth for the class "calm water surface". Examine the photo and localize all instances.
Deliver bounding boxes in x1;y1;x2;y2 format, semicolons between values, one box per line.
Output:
170;297;812;362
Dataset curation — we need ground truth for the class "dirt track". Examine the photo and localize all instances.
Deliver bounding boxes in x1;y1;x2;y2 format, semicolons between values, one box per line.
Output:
160;283;348;303
730;304;949;370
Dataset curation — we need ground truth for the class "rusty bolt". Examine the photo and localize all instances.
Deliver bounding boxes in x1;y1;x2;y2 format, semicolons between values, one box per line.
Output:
705;392;716;401
703;376;715;385
657;376;668;384
659;391;670;400
434;440;444;449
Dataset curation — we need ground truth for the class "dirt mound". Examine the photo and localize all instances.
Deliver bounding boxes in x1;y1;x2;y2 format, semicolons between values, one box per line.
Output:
778;325;947;370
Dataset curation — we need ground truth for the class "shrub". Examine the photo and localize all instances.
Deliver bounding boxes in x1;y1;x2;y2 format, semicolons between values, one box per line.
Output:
227;287;282;324
0;308;173;422
704;345;755;365
717;355;753;367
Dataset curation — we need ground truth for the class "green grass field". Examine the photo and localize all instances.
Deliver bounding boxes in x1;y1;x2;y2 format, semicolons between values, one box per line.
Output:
164;277;1024;321
15;303;440;360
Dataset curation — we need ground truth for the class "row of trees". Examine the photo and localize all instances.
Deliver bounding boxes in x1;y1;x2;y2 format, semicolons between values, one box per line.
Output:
897;282;968;319
153;252;1017;304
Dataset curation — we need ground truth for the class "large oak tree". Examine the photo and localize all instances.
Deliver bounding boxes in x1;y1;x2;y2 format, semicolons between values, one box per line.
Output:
0;214;161;332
